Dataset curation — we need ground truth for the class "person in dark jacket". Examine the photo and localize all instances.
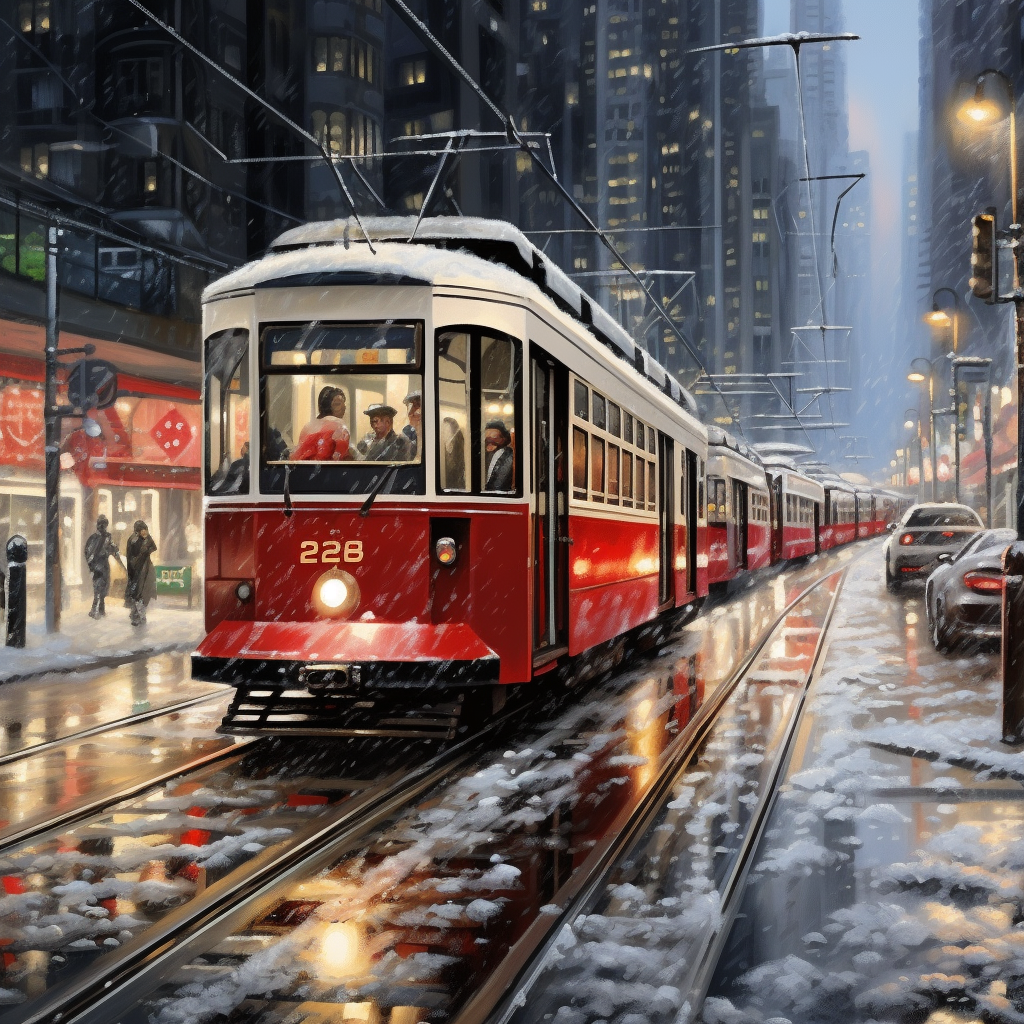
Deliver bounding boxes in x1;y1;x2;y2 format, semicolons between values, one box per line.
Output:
84;515;124;619
483;420;514;492
356;404;411;462
125;520;157;626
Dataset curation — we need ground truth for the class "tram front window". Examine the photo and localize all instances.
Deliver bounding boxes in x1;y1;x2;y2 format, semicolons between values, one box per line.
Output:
260;321;424;495
205;328;251;496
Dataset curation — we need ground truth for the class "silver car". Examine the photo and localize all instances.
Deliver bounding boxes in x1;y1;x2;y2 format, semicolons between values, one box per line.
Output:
925;528;1016;650
884;502;983;591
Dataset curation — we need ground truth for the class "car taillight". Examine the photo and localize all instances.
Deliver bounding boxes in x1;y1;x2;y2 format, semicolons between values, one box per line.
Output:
963;571;1004;592
899;533;915;546
941;531;955;538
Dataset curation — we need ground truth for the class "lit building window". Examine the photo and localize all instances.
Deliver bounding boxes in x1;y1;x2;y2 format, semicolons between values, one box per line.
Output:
400;58;426;85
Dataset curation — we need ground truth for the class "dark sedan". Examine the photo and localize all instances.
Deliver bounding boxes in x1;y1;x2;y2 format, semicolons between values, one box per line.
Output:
925;528;1016;651
884;503;983;591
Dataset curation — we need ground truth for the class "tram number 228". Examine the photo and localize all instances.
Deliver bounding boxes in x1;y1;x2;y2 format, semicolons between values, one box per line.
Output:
299;540;364;564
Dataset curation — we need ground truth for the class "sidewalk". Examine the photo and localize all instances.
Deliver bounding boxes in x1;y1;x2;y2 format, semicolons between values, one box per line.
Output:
0;597;204;683
703;542;1023;1023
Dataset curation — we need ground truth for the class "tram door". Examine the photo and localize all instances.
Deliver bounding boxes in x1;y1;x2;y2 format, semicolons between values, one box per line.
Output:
770;475;784;562
732;479;748;570
531;354;569;656
658;433;675;607
685;450;698;596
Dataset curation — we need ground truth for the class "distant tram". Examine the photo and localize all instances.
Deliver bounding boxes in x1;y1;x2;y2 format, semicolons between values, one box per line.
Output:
193;217;892;738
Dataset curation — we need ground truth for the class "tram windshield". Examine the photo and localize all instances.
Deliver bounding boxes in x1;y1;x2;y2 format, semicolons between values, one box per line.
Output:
260;321;423;492
205;328;251;496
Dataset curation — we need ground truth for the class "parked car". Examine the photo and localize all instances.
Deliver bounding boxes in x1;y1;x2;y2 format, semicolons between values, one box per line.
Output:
884;502;983;591
925;528;1016;651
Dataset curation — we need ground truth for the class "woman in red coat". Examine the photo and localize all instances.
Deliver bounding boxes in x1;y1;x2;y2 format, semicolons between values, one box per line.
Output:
291;386;352;461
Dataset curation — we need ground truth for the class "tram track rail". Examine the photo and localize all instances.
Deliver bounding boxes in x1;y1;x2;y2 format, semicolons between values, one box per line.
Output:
0;688;227;769
453;562;850;1024
17;702;530;1024
0;739;254;857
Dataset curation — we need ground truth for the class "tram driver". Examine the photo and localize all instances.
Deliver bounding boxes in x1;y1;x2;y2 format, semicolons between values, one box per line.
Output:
357;403;412;462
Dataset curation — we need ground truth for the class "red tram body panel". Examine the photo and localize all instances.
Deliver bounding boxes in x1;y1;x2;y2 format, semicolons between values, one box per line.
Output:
763;460;825;561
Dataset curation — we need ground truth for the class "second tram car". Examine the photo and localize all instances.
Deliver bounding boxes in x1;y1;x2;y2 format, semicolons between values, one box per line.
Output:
705;428;772;584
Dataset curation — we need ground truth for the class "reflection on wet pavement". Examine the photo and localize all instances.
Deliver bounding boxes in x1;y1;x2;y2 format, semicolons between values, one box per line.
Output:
0;655;222;761
0;694;239;845
703;542;1021;1024
0;739;431;1020
505;570;844;1024
99;548;857;1024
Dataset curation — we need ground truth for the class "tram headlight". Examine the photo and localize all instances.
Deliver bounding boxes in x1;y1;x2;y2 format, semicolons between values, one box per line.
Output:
435;536;458;566
235;581;254;602
312;568;360;619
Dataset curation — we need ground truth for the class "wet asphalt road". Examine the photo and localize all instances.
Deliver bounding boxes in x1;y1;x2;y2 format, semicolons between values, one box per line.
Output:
703;543;1018;1024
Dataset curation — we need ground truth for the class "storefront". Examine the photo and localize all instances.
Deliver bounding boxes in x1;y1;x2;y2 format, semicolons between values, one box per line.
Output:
0;347;201;603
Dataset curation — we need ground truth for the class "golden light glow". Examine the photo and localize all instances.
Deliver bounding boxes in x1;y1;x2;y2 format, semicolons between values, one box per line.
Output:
904;419;915;430
924;309;951;326
957;96;1003;126
907;371;926;383
317;921;368;980
319;577;348;609
312;569;360;619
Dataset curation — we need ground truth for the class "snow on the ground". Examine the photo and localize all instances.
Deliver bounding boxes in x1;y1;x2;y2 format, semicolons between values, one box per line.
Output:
702;549;1024;1024
0;599;203;682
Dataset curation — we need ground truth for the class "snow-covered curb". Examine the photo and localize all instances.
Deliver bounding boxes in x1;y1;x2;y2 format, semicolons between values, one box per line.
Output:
0;604;204;683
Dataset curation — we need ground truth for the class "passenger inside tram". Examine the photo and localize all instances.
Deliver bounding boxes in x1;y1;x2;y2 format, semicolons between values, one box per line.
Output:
290;386;352;461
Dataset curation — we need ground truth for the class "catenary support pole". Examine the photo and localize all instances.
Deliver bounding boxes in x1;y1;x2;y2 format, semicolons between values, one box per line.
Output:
43;226;61;633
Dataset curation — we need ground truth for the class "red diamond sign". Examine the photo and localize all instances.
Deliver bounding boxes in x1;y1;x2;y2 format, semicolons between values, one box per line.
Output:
150;407;192;462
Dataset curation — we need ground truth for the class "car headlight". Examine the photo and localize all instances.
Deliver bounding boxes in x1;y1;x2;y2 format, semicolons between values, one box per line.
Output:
435;536;458;566
312;569;360;619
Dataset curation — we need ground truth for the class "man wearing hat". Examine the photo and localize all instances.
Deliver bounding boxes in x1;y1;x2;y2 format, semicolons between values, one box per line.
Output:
84;515;124;619
357;403;412;462
402;390;421;459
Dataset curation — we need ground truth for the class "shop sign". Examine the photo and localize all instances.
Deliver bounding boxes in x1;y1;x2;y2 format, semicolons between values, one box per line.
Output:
0;386;43;466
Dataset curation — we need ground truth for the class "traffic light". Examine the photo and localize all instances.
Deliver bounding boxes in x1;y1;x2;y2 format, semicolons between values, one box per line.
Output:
971;207;997;302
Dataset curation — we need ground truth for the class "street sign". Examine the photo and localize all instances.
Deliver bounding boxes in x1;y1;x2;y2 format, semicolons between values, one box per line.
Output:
65;359;118;411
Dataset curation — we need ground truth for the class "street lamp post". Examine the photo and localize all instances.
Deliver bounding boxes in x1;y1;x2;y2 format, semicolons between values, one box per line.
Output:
957;68;1024;742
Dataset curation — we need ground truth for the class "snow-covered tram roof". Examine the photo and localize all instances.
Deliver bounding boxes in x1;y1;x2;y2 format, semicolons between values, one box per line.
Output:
204;216;700;419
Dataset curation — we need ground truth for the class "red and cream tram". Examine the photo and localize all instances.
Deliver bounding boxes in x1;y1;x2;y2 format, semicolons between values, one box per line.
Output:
193;217;710;736
761;457;825;560
818;477;858;551
705;428;772;584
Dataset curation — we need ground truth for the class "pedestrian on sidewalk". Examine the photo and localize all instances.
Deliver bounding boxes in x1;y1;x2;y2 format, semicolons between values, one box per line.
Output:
125;520;157;627
84;515;124;619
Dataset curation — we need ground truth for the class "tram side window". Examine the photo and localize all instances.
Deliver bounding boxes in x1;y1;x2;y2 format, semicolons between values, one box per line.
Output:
572;426;588;500
707;477;727;525
205;328;250;496
436;329;521;496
